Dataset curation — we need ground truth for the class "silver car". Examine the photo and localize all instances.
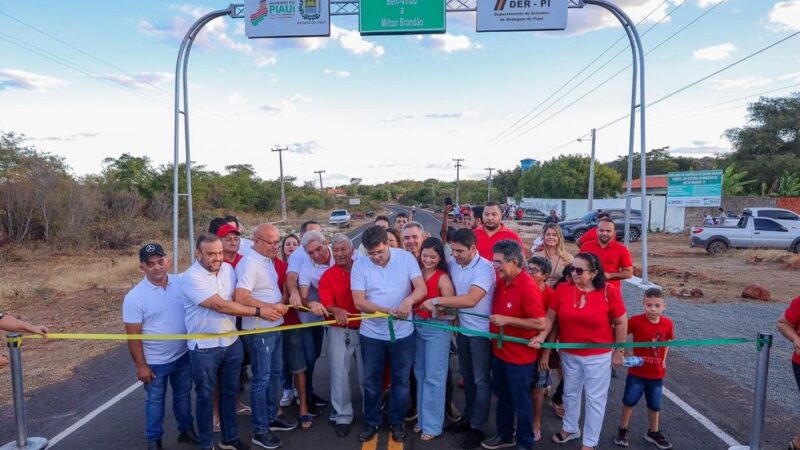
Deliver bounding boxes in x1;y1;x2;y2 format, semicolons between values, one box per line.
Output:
690;216;800;254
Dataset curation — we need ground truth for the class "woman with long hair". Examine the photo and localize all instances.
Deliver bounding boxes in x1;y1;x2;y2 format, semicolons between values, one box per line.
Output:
281;234;300;262
386;227;403;249
530;253;628;450
413;237;455;441
533;223;573;288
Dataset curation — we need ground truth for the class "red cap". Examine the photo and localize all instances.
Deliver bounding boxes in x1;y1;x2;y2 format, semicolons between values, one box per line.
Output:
216;223;241;238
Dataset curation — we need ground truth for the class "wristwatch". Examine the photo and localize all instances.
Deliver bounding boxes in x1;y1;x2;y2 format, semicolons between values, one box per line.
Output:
254;307;261;319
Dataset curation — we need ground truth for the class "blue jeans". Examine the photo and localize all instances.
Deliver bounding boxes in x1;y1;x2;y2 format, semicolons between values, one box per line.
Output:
492;357;535;450
622;374;663;411
414;320;451;436
301;327;324;398
457;334;493;430
191;340;244;449
144;352;194;442
361;334;415;426
242;332;283;433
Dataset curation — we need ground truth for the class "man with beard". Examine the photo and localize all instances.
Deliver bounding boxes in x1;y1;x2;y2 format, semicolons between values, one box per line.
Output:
182;234;283;450
580;218;633;291
474;202;525;261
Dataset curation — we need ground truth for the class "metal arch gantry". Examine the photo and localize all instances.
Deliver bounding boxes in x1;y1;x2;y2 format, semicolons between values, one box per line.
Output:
328;0;585;15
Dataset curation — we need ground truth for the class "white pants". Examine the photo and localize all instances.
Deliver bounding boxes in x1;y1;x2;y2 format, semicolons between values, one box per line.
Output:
327;327;364;424
560;351;613;448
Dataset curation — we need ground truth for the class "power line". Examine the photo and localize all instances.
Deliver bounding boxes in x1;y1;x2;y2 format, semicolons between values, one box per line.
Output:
505;0;727;143
0;10;173;96
490;0;673;144
538;31;800;157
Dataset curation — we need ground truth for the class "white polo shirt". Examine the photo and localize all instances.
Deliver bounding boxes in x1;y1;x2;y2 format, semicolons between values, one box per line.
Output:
351;248;421;341
181;260;238;350
298;246;334;324
239;237;254;257
122;275;188;365
235;251;284;330
287;246;311;275
448;252;496;332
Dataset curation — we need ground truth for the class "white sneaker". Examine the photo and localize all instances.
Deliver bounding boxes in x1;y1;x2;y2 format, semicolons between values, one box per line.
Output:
280;389;295;407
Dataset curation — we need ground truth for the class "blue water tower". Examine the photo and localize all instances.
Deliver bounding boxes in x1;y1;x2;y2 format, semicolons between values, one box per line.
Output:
520;158;539;172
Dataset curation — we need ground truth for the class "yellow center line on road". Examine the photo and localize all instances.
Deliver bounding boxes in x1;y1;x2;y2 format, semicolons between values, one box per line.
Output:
361;435;378;450
387;437;404;450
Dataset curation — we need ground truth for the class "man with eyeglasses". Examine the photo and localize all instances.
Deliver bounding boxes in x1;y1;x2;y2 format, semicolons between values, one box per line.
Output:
217;223;244;268
235;224;297;448
123;243;198;450
352;225;427;443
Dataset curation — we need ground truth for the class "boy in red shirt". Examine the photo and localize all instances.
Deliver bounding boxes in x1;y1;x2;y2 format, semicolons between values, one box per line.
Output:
614;288;674;449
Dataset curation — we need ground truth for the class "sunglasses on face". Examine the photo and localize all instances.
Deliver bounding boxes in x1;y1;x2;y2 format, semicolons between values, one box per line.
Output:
570;267;591;276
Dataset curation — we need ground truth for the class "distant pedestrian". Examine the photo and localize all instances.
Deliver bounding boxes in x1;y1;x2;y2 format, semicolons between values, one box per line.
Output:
614;288;674;449
545;210;560;224
777;295;800;450
123;243;198;450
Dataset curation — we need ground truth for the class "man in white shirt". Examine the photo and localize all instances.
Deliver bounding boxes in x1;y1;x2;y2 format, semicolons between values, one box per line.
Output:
285;220;329;411
352;226;427;443
123;243;198;450
235;223;297;448
182;234;282;450
419;228;497;449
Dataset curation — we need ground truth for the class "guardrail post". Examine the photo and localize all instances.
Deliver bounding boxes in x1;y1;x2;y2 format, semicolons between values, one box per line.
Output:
1;333;48;450
729;332;772;450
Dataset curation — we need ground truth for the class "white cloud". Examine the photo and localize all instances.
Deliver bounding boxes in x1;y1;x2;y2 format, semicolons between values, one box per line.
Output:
254;54;278;67
331;25;385;57
711;76;774;90
32;132;99;142
261;93;311;115
97;72;173;91
696;0;721;7
227;91;249;104
778;72;800;82
289;141;320;154
414;33;483;53
323;69;351;78
138;7;253;54
383;111;480;122
692;43;737;61
670;140;730;156
556;0;674;36
768;1;800;32
0;69;68;91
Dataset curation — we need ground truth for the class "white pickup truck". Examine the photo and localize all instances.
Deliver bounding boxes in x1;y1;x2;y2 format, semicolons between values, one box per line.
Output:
690;215;800;254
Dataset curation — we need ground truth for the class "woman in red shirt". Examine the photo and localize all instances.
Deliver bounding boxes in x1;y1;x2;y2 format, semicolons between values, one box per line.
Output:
777;296;800;450
530;252;628;450
413;237;455;441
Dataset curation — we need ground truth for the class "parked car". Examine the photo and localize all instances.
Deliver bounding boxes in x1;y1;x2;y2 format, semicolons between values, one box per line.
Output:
559;209;642;242
690;216;800;254
742;207;800;231
328;209;352;228
517;208;547;225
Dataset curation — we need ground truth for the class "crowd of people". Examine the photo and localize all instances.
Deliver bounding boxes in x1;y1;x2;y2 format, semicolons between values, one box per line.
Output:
4;202;796;450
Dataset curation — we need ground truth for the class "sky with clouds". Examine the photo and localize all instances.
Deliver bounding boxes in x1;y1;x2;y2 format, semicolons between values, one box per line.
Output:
1;1;799;186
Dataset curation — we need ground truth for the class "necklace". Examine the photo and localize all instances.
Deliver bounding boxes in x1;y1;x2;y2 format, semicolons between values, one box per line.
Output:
572;285;588;309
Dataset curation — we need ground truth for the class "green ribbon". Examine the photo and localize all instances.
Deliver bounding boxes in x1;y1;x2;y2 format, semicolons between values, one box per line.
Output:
387;315;396;344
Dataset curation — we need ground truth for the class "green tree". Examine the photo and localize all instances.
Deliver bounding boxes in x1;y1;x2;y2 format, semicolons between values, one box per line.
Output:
519;154;622;198
772;172;800;196
607;147;679;180
721;163;757;196
101;153;157;198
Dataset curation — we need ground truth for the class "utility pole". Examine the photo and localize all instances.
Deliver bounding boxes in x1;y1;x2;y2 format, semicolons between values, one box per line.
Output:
485;167;495;202
272;145;288;221
578;129;597;211
453;158;464;206
314;169;326;196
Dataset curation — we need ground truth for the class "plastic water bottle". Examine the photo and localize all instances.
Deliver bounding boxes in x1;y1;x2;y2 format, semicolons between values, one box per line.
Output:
623;356;644;367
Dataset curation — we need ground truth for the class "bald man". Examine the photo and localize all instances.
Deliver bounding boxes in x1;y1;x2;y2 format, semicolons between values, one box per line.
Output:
235;224;297;448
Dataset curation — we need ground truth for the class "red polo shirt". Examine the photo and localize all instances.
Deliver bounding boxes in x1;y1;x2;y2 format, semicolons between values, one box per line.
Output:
550;283;627;356
475;224;525;261
318;264;359;329
490;270;545;364
627;314;674;380
784;297;800;365
580;239;633;290
224;253;244;269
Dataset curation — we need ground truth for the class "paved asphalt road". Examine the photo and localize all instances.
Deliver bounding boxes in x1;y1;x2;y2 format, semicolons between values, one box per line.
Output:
2;205;798;450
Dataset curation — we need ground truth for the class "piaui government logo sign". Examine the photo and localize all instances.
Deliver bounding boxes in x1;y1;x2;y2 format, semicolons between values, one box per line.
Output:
245;0;330;38
478;0;568;32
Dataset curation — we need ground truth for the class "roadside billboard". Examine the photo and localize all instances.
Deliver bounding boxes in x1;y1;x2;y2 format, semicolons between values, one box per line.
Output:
245;0;330;38
477;0;568;32
667;170;723;207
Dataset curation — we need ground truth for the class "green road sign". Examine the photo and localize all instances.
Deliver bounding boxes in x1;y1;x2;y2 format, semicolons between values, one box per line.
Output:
359;0;446;35
667;170;723;207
